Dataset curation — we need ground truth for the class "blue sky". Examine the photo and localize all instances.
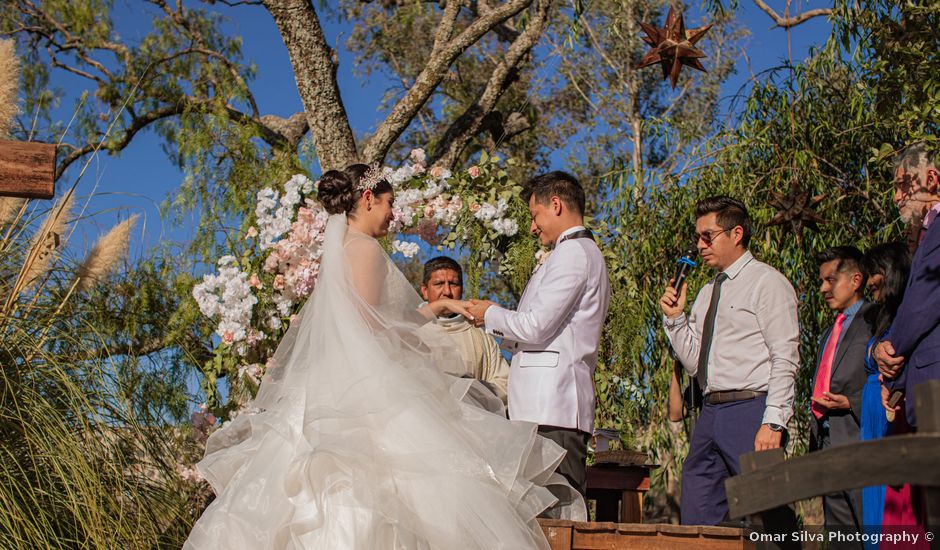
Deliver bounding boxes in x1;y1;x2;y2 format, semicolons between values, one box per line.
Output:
41;0;834;260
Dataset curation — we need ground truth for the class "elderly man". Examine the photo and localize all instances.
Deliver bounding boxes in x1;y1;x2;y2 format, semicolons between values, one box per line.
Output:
419;256;509;403
876;142;940;428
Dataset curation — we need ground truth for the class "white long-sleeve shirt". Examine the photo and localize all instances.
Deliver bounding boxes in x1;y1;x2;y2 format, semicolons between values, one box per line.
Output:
664;251;800;426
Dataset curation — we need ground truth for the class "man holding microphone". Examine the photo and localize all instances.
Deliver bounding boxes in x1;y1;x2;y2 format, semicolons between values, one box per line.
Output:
660;196;800;526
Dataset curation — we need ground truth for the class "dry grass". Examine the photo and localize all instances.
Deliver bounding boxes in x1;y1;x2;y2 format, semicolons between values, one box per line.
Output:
0;198;26;229
0;39;19;138
14;192;74;298
75;214;139;292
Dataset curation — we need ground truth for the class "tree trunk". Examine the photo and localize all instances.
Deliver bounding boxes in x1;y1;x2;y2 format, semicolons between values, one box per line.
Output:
263;0;358;171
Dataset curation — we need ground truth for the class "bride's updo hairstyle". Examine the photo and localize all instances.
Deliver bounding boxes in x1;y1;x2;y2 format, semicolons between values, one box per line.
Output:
317;164;393;216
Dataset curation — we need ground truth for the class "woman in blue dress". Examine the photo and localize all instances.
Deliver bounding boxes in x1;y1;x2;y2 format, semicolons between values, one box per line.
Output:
859;242;911;549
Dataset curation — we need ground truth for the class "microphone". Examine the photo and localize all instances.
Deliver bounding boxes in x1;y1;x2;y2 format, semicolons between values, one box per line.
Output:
671;244;698;297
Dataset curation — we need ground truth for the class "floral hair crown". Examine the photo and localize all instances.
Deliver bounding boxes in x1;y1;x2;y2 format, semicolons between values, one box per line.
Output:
359;165;384;192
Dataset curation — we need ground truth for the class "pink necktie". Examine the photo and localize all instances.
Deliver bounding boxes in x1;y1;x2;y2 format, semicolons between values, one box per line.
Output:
812;313;846;420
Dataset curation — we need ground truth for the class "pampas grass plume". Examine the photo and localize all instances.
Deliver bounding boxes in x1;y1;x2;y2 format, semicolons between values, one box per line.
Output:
75;215;138;292
21;192;75;292
0;197;26;228
0;38;20;138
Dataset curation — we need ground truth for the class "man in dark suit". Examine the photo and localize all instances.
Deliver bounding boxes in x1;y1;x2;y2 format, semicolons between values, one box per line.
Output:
875;143;940;428
810;246;872;548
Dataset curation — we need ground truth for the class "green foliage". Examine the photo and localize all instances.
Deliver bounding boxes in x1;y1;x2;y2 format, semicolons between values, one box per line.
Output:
594;0;936;520
0;202;206;548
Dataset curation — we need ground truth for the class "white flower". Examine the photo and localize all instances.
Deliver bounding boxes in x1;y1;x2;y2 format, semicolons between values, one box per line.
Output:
491;217;519;236
192;255;257;343
474;202;499;222
392;240;421;258
237;363;263;384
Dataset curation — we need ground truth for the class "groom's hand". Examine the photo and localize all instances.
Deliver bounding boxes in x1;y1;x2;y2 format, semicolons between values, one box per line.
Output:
467;299;495;328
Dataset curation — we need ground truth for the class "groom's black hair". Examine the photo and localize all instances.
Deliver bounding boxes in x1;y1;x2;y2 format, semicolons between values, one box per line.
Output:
522;171;585;216
422;256;463;286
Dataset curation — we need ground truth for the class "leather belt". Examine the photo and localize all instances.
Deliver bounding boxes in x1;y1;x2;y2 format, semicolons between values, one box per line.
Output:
705;390;767;405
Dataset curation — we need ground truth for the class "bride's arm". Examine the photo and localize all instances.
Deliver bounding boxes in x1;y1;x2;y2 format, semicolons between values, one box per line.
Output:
419;299;475;321
346;238;385;307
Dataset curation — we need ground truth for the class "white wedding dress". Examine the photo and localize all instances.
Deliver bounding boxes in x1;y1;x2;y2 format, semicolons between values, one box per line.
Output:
184;214;585;549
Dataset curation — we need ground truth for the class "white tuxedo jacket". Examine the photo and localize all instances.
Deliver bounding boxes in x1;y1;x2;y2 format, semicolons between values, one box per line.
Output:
484;226;611;434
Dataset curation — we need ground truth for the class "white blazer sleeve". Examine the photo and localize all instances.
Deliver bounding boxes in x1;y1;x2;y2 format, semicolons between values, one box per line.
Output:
484;244;587;344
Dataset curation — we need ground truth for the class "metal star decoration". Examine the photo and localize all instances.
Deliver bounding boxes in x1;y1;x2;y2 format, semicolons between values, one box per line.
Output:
766;186;827;237
636;7;713;89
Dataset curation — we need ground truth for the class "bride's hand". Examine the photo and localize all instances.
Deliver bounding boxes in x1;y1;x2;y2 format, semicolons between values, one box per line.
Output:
429;299;475;321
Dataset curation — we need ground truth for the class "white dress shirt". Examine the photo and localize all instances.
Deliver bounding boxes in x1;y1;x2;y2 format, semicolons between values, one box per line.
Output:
663;251;800;426
484;225;611;433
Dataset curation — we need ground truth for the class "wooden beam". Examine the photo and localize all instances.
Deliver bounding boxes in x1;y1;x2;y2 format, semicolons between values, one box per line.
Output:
740;449;800;550
726;381;940;520
726;433;940;518
914;381;940;535
0;140;56;199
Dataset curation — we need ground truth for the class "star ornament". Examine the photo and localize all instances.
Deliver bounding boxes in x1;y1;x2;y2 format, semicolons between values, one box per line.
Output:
766;187;827;237
636;7;713;89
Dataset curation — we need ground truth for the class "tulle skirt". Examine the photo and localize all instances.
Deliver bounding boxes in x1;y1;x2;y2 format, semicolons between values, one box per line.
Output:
184;372;577;550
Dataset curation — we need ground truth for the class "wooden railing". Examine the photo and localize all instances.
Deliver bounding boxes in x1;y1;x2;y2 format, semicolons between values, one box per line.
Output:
725;380;940;549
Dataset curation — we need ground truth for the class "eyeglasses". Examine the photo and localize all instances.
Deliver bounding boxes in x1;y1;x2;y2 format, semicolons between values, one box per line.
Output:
694;228;731;246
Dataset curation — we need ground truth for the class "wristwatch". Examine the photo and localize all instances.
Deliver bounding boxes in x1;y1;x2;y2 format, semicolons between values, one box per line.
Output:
766;423;786;432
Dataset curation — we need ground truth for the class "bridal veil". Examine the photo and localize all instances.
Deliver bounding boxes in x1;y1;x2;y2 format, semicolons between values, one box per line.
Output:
185;214;584;549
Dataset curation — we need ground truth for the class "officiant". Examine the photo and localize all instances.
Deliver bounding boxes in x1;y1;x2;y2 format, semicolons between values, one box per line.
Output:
418;256;510;404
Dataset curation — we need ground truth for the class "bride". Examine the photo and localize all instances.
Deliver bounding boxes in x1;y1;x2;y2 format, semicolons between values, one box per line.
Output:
184;164;583;549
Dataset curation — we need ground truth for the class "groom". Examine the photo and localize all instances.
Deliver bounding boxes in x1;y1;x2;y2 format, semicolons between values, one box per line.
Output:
467;171;611;498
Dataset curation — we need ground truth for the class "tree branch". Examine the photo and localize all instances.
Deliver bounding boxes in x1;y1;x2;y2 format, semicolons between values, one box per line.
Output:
262;0;358;170
361;0;534;165
432;0;550;168
752;0;832;29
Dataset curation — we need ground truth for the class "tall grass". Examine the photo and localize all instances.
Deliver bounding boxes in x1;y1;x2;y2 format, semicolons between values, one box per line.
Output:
0;37;208;548
0;203;209;548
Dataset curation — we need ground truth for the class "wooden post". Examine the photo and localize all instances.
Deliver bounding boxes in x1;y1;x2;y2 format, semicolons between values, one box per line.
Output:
914;380;940;549
737;448;800;550
0;140;56;199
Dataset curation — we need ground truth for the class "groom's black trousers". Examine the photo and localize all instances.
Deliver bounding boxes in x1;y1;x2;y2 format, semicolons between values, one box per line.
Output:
537;425;590;498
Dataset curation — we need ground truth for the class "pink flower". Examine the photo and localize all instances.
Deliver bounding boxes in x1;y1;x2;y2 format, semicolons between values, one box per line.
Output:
248;273;263;289
246;226;258;238
289;314;299;325
469;202;482;213
410;148;427;165
468;166;480;178
424;205;436;218
222;331;234;344
273;275;286;290
430;166;444;179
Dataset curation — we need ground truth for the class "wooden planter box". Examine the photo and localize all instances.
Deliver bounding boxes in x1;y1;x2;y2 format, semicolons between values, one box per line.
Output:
539;519;754;550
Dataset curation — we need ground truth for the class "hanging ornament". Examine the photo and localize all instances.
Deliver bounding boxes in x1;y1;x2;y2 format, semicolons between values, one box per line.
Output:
766;186;827;237
636;7;713;89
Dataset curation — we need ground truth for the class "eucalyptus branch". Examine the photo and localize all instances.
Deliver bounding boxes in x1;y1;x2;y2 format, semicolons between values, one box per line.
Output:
432;0;552;168
752;0;832;29
362;0;534;165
